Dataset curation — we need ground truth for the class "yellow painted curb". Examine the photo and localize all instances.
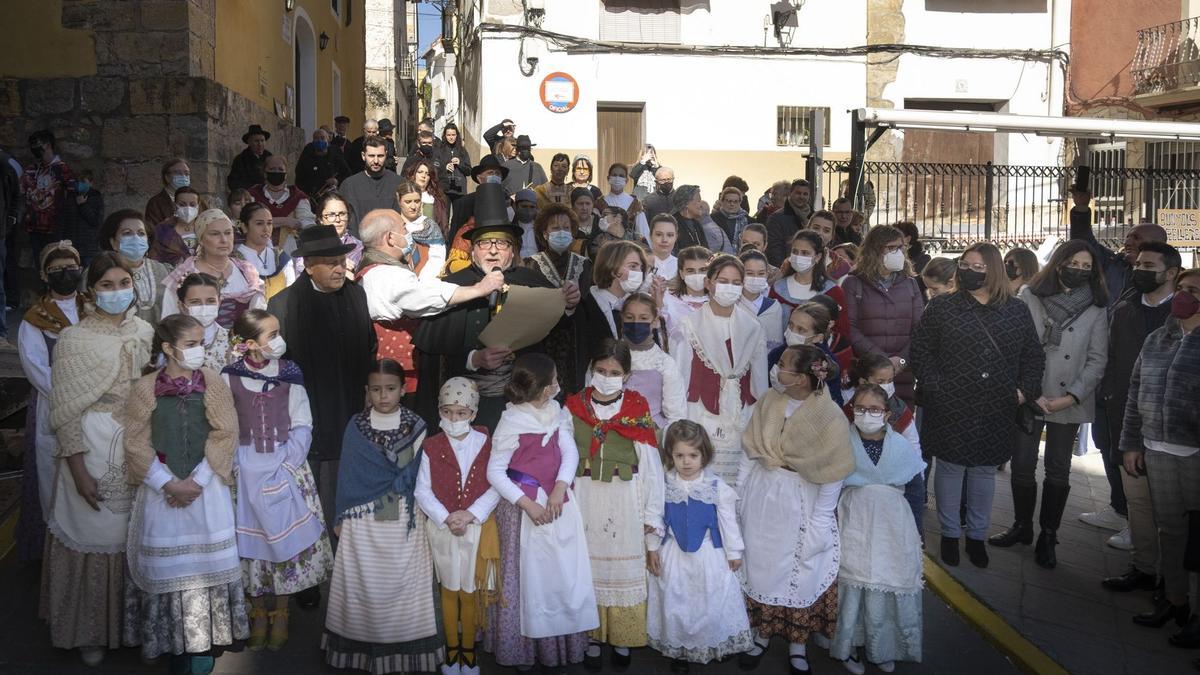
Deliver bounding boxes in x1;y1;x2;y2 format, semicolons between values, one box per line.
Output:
923;555;1069;675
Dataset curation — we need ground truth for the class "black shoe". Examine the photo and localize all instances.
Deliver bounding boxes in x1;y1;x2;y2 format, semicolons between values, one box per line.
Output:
670;659;690;674
988;521;1033;547
738;637;769;670
1171;615;1200;648
610;647;631;671
965;538;989;568
1034;530;1058;569
583;649;602;672
1134;600;1190;628
789;653;811;674
1102;567;1158;592
940;535;960;567
296;585;321;610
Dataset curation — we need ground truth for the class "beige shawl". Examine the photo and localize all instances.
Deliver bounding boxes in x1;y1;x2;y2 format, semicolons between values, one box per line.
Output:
742;388;855;485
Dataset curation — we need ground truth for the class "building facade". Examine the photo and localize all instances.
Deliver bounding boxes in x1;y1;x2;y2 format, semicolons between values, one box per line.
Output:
365;0;419;146
0;0;366;211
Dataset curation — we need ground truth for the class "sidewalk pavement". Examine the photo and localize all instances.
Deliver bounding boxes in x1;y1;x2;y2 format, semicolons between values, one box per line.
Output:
924;451;1194;675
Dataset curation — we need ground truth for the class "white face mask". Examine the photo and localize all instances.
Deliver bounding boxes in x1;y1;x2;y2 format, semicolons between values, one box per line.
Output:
784;329;808;347
172;344;206;370
439;417;472;437
176;205;199;223
188;304;219;327
712;283;742;307
883;249;906;272
619;269;644;294
880;382;896;398
854;412;888;434
790;254;815;273
683;273;707;293
770;364;790;394
608;176;627;191
591;373;625;397
262;335;287;359
744;276;769;295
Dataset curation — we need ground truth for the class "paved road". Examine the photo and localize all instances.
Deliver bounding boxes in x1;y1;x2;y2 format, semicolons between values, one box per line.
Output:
0;553;1017;675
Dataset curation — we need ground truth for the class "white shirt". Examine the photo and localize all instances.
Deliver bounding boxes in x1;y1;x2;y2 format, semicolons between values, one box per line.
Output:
415;428;502;527
517;221;538;259
651;254;677;282
487;405;579;505
361;261;459;320
18;297;80;396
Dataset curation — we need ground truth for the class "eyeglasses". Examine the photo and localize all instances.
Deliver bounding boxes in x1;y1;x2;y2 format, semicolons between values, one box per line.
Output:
958;262;988;273
852;406;887;418
46;264;81;274
884;244;904;254
322;211;349;221
473;239;513;251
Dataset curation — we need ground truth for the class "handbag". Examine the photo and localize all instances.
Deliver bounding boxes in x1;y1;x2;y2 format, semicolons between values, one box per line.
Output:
968;309;1043;434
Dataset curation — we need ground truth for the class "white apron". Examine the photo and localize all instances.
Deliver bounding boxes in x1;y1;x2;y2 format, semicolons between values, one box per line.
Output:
518;488;599;638
47;411;136;553
425;519;484;593
836;484;923;594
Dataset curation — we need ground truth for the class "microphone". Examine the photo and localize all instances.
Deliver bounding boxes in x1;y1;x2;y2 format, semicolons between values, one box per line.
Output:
488;266;502;313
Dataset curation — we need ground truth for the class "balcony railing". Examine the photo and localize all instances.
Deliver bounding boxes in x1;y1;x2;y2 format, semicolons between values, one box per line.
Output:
399;49;416;83
1133;17;1200;96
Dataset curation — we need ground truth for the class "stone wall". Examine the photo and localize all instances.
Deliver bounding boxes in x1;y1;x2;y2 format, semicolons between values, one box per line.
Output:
865;0;904;163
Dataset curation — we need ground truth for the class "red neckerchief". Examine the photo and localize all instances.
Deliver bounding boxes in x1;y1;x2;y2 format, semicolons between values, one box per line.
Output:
565;388;658;458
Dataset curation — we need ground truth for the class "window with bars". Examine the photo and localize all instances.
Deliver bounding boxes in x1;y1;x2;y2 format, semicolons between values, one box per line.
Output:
1148;140;1200;210
776;106;831;147
599;0;681;43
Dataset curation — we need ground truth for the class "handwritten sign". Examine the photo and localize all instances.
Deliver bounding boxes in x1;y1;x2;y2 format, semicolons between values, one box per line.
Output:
1156;209;1200;246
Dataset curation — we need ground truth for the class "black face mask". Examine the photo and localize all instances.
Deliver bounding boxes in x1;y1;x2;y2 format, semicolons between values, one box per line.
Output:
1130;269;1165;294
47;267;82;295
1004;262;1021;280
265;171;286;187
657;184;673;195
1059;267;1090;289
957;267;987;292
418;144;433;155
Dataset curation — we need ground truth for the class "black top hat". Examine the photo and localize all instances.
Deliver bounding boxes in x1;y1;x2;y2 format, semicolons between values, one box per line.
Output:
470;155;510;183
378;118;395;133
466;183;522;241
294;225;356;258
242;124;271;143
515;134;536;148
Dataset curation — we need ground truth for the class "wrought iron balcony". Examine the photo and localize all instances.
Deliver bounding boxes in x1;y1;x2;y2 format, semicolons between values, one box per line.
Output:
1133;17;1200;97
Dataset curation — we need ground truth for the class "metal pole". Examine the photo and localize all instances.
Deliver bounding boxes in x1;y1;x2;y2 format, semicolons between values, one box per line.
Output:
984;160;995;241
848;113;865;210
806;108;825;209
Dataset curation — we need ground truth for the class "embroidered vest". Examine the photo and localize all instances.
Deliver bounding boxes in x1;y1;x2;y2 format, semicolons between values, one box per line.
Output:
664;480;723;553
423;428;493;512
228;375;292;453
507;431;569;504
687;339;754;416
359;263;423;394
572;415;638;482
151;392;212;478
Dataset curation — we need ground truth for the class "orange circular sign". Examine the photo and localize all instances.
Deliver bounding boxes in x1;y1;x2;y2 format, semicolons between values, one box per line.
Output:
540;72;579;114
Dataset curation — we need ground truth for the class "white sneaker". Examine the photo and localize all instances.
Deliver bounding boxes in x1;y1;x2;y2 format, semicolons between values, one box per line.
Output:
876;661;895;673
811;633;831;651
1107;527;1133;551
440;663;461;675
1078;505;1126;531
460;665;480;675
79;647;105;667
841;653;866;675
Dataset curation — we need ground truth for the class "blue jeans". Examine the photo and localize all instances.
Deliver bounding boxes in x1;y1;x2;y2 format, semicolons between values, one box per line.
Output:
903;471;926;536
934;459;997;539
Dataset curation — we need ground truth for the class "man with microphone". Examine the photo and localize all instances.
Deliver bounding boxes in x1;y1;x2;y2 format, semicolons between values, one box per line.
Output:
415;182;582;430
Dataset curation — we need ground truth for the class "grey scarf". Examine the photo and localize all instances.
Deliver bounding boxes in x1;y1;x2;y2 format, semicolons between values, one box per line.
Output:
1041;286;1094;348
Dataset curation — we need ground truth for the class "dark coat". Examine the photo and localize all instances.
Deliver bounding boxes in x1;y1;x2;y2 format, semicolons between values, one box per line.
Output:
1069;207;1134;308
434;141;472;198
642;189;673;221
910;291;1045;466
841;273;925;405
227;147;271;193
673;214;709;253
765;201;813;267
294;143;350;196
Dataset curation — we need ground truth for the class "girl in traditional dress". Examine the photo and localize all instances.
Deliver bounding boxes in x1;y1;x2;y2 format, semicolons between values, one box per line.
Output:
17;241;82;562
43;252;153;666
414;378;502;675
829;385;925;674
565;340;663;671
769;230;851;342
483;353;599;672
618;293;685;433
123;314;248;675
740;250;784;352
175;273;233;371
661;245;711;339
646;421;752;674
234;202;295;300
770;302;845;406
672;255;768;486
738;345;855;675
323;359;443;674
224;309;333;651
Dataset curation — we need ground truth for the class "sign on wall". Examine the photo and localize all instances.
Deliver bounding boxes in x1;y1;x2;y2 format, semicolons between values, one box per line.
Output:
1156;209;1200;246
540;72;579;114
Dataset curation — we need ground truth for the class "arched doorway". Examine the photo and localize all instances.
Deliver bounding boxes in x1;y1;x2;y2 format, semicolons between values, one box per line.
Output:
293;9;318;136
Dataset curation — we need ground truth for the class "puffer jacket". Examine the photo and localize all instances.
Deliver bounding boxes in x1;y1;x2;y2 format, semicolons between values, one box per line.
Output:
841;272;925;405
1120;317;1200;454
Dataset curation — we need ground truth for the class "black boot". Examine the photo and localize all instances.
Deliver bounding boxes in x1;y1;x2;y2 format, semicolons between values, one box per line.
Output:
1035;482;1070;569
1135;599;1191;628
941;535;960;566
989;482;1037;547
965;538;989;568
1172;615;1200;648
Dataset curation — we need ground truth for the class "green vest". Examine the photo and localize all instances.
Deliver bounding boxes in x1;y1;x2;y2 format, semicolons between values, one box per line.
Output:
573;416;638;482
151;393;212;479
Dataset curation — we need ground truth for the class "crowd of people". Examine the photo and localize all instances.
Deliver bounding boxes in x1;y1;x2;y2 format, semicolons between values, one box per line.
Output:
2;115;1200;675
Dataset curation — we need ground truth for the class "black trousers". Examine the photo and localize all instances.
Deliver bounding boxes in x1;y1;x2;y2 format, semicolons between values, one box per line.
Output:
1012;419;1078;488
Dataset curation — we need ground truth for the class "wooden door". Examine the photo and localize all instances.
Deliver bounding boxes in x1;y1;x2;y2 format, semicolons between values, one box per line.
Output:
597;104;645;182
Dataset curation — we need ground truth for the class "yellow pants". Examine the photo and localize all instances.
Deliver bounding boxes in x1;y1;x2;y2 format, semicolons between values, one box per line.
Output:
589;602;648;648
441;587;479;665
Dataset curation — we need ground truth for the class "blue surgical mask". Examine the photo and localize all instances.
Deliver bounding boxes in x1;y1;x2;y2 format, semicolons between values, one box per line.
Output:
76;180;90;194
547;230;574;253
485;174;502;185
118;234;149;262
95;287;134;315
314;139;329;152
170;174;190;189
621;321;652;344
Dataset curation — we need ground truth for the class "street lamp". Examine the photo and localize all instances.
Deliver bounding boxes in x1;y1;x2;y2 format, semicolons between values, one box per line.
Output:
319;31;330;50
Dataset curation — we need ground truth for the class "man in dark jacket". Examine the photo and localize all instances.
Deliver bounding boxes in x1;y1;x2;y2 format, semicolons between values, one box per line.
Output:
447;155;509;244
402;129;440;175
1069;188;1167;307
434;123;471;202
1095;242;1180;595
671;185;709;253
346;118;379;175
502;135;547;193
227;124;272;192
377;118;399;172
483;118;515;155
641;166;675;220
332;115;352;155
294;128;350;197
765;179;814;267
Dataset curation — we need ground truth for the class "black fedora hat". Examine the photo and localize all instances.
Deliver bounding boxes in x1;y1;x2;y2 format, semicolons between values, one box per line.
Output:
515;134;536;148
242;124;271;143
470;155;510;183
466;183;521;240
294;225;356;258
378;118;395;133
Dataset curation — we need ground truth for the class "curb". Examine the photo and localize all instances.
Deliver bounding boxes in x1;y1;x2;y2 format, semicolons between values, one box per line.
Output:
923;555;1069;675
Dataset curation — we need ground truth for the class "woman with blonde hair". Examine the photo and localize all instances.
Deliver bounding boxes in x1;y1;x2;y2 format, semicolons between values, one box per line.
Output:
160;209;267;328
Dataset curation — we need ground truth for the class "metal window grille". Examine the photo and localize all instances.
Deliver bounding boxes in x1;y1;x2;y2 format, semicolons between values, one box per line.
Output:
777;106;831;147
599;0;681;44
1147;140;1200;210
